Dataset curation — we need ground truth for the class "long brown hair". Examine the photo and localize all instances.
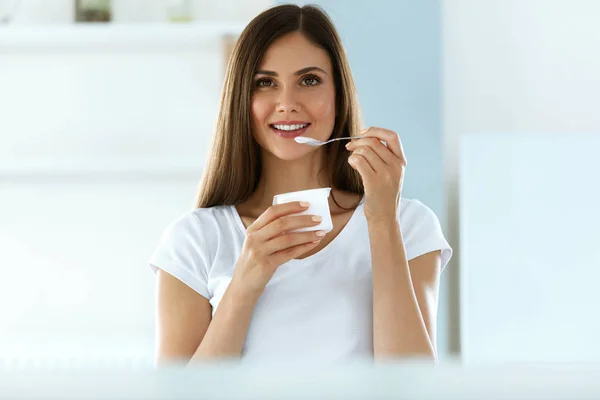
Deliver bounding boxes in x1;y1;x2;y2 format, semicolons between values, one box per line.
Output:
195;3;363;209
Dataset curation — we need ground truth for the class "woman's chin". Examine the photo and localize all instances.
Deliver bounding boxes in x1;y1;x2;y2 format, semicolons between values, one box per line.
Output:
269;145;318;161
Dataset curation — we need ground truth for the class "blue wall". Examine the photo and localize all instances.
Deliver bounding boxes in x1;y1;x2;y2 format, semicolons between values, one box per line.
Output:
312;0;443;220
277;0;454;357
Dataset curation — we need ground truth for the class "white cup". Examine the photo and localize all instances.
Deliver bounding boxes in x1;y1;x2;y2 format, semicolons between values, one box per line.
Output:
272;187;333;233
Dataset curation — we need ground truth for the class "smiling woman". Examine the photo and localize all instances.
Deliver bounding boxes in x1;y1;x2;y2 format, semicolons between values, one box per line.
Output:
149;3;452;366
195;4;363;209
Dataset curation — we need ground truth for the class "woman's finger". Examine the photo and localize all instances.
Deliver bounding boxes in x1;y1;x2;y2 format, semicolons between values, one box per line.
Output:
346;137;395;165
348;151;376;181
348;143;386;172
248;201;309;233
268;230;325;254
361;127;406;162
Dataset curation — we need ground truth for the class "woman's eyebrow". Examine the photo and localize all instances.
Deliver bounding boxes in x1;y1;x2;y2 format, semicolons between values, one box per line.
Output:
254;66;328;76
294;66;327;75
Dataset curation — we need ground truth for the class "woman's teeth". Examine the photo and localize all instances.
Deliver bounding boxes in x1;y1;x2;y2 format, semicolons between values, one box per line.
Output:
272;124;309;131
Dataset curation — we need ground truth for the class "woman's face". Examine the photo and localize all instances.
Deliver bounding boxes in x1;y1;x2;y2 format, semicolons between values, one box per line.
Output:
251;32;336;161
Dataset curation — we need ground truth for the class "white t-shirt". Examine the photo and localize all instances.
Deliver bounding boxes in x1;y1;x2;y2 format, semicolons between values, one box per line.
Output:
149;197;452;364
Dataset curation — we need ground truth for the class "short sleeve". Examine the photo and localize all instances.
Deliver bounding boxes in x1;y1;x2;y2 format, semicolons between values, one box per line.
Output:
399;199;453;272
148;211;211;299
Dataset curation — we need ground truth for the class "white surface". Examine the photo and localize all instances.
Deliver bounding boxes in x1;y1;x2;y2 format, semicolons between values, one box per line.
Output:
2;362;600;400
0;0;269;365
0;2;274;166
459;133;600;364
443;0;600;187
0;45;222;164
3;0;273;24
0;11;232;361
0;339;154;367
0;23;246;51
0;159;204;176
442;0;600;360
0;177;200;362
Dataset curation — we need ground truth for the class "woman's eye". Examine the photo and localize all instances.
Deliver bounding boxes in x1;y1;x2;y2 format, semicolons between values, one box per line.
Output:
302;75;321;86
255;78;274;88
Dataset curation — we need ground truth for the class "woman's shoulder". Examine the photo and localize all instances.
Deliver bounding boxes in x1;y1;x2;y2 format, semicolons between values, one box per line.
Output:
398;197;437;216
397;197;444;240
190;204;235;222
151;205;240;265
397;197;452;267
161;205;236;238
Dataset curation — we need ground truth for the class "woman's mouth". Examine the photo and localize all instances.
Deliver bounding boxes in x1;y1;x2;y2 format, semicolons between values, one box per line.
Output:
269;123;311;138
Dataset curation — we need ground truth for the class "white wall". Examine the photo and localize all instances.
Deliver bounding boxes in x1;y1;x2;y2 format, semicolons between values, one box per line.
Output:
0;177;199;362
0;44;222;166
443;0;600;358
459;133;600;364
0;0;271;363
3;0;265;24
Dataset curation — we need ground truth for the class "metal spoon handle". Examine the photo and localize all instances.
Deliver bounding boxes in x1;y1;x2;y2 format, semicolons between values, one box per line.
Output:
323;135;367;145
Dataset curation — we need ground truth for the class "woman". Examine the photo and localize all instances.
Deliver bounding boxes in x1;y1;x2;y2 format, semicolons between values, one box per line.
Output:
149;3;452;365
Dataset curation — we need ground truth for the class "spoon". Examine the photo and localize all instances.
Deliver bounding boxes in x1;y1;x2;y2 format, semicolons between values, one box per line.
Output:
294;135;387;147
294;135;367;147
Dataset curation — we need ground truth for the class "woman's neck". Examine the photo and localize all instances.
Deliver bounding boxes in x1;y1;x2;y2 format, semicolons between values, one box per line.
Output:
246;148;330;209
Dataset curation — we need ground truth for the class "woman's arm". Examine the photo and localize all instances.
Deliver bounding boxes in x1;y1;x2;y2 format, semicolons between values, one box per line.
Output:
189;279;260;361
155;270;259;364
344;127;443;361
368;220;441;361
155;202;325;364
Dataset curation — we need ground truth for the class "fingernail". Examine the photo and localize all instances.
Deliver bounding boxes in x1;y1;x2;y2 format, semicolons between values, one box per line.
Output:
316;230;326;237
299;201;310;207
311;215;322;222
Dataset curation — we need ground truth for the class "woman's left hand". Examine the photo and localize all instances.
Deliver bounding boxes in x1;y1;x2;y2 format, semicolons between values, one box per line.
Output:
345;126;406;223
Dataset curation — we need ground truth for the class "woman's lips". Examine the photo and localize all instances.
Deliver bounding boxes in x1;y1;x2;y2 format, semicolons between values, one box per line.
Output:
270;124;311;138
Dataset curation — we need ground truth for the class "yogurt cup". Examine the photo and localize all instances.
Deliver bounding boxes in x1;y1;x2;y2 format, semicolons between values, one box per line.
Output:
272;187;333;233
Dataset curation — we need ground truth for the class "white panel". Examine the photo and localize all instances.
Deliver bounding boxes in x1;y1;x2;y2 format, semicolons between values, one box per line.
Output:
443;0;600;182
0;0;275;364
0;174;200;360
0;24;246;50
0;47;221;164
442;3;600;353
3;0;274;24
459;133;600;364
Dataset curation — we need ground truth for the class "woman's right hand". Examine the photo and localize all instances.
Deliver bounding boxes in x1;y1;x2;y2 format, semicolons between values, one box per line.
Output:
231;201;325;297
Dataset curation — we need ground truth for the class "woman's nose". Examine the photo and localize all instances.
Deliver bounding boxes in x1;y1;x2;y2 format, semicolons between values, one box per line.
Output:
275;87;302;113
